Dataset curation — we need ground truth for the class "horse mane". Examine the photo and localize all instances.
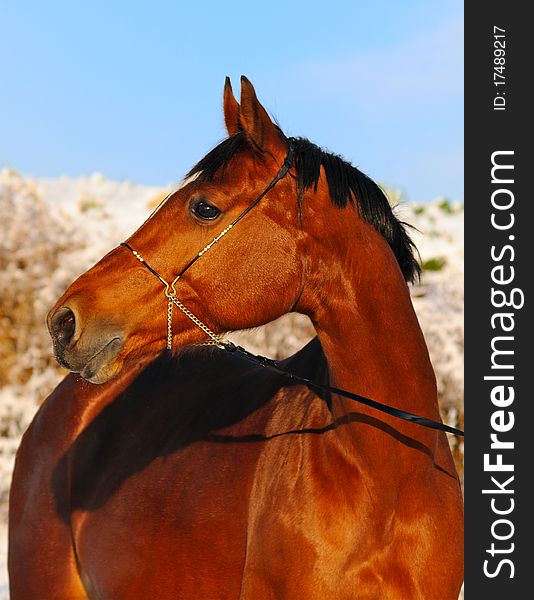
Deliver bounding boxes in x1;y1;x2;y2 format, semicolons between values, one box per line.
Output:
187;132;421;283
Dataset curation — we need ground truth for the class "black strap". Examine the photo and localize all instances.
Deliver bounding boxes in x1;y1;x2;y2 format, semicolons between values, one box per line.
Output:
122;140;296;281
121;137;463;439
121;241;168;286
223;342;464;437
175;140;296;279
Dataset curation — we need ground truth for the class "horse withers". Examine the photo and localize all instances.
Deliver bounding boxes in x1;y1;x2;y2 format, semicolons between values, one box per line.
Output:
9;77;463;599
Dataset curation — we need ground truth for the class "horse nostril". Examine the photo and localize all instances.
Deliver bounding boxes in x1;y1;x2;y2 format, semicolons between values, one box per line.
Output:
50;306;77;348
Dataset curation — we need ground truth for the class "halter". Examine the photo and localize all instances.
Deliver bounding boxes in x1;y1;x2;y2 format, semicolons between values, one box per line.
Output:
122;139;295;350
121;139;464;438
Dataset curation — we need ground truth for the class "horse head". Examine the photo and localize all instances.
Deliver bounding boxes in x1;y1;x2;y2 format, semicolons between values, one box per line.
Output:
48;76;418;384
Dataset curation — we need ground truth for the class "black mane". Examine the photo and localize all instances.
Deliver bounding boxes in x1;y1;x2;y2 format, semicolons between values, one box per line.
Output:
187;133;421;283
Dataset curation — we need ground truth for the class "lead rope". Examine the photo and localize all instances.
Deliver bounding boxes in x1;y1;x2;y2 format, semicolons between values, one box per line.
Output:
121;235;465;439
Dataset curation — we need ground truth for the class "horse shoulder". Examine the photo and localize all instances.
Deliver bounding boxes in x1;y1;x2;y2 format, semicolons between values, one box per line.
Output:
8;374;107;599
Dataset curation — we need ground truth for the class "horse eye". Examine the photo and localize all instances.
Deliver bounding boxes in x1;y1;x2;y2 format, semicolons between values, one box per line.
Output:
190;200;221;221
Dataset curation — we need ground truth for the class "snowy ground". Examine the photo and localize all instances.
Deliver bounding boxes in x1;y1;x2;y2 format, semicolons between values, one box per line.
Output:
0;167;463;595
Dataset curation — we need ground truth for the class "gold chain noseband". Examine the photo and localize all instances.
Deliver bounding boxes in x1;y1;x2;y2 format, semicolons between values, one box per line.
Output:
123;227;237;350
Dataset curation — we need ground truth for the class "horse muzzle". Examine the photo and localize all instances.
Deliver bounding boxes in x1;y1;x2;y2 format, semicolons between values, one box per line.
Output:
48;304;124;384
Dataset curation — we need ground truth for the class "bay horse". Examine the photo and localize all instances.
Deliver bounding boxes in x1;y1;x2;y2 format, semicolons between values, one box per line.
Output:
9;77;463;599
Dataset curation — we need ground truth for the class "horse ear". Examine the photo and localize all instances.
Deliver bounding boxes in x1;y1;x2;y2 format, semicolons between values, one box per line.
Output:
223;77;240;136
239;76;284;153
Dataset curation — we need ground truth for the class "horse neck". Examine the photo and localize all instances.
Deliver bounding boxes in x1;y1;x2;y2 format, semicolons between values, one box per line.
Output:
299;215;439;447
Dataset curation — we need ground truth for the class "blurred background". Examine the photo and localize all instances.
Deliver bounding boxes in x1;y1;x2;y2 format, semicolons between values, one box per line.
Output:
0;1;463;595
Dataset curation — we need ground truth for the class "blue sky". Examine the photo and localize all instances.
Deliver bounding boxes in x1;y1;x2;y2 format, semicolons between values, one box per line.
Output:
1;1;463;202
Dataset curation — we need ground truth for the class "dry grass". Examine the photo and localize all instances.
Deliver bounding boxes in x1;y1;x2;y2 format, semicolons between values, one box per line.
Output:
0;172;80;388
